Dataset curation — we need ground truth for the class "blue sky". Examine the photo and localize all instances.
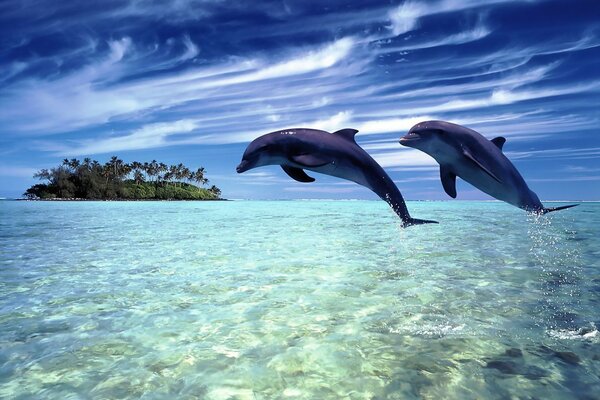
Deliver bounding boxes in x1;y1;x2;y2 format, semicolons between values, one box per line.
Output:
0;0;598;200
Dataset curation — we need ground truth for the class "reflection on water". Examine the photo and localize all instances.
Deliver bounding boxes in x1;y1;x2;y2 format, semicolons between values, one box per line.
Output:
0;200;599;399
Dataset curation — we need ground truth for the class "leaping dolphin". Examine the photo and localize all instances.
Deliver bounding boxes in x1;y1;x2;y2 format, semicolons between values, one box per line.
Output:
237;128;437;227
399;120;577;214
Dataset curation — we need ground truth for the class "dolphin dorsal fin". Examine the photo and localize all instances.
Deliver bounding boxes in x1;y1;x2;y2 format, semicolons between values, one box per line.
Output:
491;136;506;150
281;166;315;183
332;128;359;142
462;148;503;183
440;165;457;198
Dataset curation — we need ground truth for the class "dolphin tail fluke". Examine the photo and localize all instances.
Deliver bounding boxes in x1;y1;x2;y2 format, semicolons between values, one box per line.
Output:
404;218;439;227
541;204;578;214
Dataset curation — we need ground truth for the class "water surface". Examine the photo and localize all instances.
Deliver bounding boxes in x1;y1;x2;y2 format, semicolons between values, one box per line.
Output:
1;200;599;399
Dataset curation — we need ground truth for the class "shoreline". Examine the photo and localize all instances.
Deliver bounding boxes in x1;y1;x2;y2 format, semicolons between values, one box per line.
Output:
15;198;228;202
5;198;594;203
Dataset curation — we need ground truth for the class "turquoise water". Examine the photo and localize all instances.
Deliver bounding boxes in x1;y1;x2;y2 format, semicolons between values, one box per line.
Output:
1;200;599;399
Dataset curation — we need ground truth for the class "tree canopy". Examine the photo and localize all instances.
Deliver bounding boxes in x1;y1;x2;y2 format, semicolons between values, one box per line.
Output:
24;157;222;200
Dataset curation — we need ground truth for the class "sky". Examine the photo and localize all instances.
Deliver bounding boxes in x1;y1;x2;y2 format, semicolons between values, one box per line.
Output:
0;0;599;200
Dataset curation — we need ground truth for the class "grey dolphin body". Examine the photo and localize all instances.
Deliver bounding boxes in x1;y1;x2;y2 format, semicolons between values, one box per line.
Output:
237;128;437;227
400;120;577;214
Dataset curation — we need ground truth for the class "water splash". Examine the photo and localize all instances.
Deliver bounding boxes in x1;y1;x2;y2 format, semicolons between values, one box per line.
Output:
526;212;583;333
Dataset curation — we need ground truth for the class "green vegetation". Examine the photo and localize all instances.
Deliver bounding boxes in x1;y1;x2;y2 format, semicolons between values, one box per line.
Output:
24;157;222;200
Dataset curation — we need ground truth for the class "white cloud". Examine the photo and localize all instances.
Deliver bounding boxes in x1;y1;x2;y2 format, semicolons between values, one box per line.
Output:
529;176;600;182
0;165;38;178
372;149;438;168
507;147;600;160
0;37;358;136
214;113;433;144
200;38;355;88
2;61;28;83
107;37;131;63
388;2;425;36
366;82;600;118
304;111;354;132
283;186;360;193
354;115;436;135
386;0;533;37
312;97;331;108
197;110;355;146
381;24;490;52
394;175;440;183
56;119;199;155
181;35;200;60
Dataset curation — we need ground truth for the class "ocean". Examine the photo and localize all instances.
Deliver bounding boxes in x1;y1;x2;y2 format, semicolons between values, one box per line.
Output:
0;200;599;399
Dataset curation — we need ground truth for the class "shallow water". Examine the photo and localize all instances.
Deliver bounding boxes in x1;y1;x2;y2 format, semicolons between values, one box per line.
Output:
1;200;599;399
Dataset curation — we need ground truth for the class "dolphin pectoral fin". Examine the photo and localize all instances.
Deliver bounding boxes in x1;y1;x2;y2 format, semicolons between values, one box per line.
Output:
332;128;359;142
281;166;315;183
440;166;457;198
462;149;503;183
491;136;506;150
291;154;331;168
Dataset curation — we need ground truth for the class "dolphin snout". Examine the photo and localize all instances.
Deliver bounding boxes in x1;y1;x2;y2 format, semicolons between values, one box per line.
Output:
236;160;249;173
399;131;420;146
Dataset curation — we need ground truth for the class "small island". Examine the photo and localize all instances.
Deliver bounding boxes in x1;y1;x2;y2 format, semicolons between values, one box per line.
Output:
24;157;222;200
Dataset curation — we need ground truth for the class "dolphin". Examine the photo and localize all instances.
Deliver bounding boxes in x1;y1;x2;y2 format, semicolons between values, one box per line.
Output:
236;128;437;227
399;120;577;214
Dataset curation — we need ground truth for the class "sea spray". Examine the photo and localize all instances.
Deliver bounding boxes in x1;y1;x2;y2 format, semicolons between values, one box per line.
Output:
526;212;583;334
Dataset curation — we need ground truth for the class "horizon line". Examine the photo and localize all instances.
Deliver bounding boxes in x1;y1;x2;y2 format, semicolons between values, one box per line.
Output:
2;198;596;202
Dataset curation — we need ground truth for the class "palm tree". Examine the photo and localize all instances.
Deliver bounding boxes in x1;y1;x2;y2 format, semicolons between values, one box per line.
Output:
168;165;178;185
208;185;221;198
91;160;101;174
193;167;208;186
119;162;132;181
102;162;112;184
148;160;159;184
133;170;144;184
157;163;168;185
34;169;51;181
81;158;92;174
129;161;141;183
142;162;150;181
107;156;128;181
69;158;80;169
171;163;182;186
181;166;191;185
105;156;117;181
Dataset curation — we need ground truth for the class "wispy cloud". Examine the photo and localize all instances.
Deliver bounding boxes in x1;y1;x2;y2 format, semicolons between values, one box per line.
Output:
0;165;38;178
379;23;491;53
283;186;360;193
372;149;438;168
180;35;200;61
507;147;600;161
0;37;358;136
529;175;600;182
54;119;199;155
354;116;437;136
388;1;424;36
365;83;600;118
386;0;534;37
